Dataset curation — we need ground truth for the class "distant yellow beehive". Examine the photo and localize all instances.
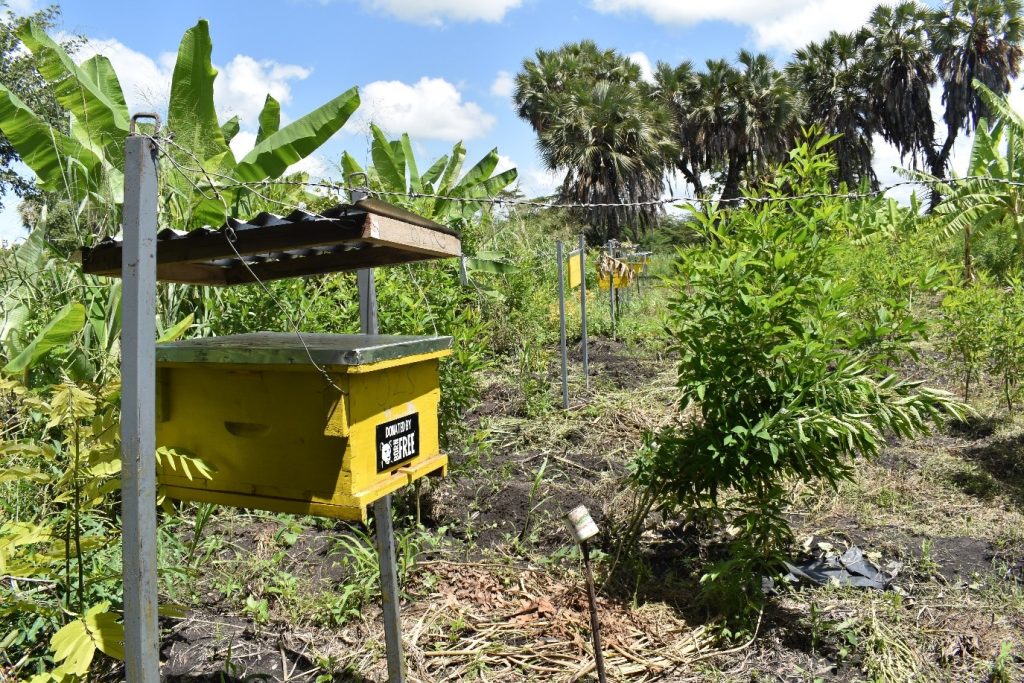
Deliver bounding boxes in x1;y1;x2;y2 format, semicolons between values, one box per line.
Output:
155;333;450;521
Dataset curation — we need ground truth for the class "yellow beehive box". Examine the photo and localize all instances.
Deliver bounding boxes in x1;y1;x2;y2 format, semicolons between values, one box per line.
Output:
155;333;451;521
597;271;631;290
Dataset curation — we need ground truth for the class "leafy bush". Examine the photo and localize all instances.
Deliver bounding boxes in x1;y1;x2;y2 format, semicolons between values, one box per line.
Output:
631;134;965;617
941;276;1024;411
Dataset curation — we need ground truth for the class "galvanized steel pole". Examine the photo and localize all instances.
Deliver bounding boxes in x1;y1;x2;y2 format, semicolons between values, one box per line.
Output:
608;241;616;340
557;241;569;410
578;234;589;389
121;122;161;683
359;265;405;683
358;269;378;335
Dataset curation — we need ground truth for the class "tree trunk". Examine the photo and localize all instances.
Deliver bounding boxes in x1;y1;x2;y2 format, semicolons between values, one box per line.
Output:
679;162;704;198
928;125;958;211
721;148;746;204
606;209;621;242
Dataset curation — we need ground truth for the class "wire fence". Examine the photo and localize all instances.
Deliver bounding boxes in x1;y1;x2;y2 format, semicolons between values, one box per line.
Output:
148;134;1024;213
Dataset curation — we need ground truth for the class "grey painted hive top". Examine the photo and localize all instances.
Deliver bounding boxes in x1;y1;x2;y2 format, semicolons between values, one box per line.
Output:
156;333;452;366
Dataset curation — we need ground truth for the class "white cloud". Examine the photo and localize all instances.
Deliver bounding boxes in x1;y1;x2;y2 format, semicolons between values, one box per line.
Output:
520;166;563;198
356;77;495;142
590;0;879;52
363;0;523;25
495;154;516;174
228;130;257;161
215;55;310;127
752;1;879;52
626;51;655;83
6;0;37;16
490;70;515;98
289;154;329;178
70;39;311;131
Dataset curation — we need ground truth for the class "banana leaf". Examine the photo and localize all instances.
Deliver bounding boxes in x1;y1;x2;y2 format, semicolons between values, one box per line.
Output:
19;21;128;168
255;94;280;144
234;87;359;182
168;20;231;168
3;303;86;374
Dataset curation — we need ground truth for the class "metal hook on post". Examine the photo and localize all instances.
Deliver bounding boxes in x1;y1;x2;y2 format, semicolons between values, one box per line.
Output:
129;112;161;136
347;172;370;203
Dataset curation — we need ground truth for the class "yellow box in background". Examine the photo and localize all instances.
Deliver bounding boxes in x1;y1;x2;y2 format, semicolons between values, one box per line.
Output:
597;270;630;291
155;333;450;521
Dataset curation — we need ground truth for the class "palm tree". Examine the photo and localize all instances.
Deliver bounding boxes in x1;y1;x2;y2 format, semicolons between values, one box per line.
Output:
654;53;799;203
721;51;801;201
787;32;877;188
513;40;635;136
514;42;675;240
859;2;937;168
538;78;677;241
652;60;704;194
928;0;1024;190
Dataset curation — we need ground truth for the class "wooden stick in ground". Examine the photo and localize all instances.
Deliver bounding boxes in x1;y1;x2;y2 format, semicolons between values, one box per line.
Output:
581;541;608;683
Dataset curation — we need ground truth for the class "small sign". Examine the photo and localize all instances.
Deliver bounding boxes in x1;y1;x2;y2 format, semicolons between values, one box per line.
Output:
568;250;583;289
376;413;420;472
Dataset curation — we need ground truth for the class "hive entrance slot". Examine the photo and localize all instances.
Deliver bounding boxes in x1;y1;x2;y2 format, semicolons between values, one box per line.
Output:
224;421;271;438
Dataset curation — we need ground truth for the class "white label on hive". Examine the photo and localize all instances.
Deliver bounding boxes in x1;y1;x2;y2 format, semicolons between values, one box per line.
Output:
376;413;420;472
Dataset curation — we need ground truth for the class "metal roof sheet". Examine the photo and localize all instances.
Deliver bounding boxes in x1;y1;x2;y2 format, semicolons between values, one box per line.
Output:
73;197;461;286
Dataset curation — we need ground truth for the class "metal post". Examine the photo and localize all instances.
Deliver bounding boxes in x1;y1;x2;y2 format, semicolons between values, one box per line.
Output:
557;241;569;410
608;241;616;341
373;495;405;683
582;542;608;683
121;121;161;683
578;234;589;389
458;254;468;286
359;267;405;683
358;269;378;335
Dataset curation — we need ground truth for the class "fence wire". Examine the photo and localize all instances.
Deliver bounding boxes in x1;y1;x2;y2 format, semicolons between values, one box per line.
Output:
149;134;1024;213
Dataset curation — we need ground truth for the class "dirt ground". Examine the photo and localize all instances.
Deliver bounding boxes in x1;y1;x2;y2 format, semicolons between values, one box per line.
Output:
147;338;1024;682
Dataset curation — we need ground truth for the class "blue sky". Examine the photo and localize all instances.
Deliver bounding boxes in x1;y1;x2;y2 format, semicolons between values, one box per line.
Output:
0;0;982;242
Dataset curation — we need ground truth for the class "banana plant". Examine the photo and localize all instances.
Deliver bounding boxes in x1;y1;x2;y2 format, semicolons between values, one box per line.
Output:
341;125;519;290
931;81;1024;281
0;19;360;231
341;123;517;226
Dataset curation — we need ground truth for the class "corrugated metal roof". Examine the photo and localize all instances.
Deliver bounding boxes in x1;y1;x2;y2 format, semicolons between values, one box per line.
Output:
73;197;461;286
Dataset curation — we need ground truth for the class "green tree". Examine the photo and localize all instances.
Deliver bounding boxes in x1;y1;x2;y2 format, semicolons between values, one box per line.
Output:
928;0;1024;196
632;133;964;615
513;41;676;241
787;32;876;189
932;81;1024;280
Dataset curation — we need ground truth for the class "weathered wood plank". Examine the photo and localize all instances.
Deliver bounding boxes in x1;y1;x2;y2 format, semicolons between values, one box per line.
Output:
361;213;461;257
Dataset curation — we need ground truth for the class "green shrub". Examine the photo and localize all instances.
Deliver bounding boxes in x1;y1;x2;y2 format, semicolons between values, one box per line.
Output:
631;134;965;618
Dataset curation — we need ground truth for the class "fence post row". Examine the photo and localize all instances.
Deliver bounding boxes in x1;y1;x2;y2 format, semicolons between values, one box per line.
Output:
121;121;161;683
